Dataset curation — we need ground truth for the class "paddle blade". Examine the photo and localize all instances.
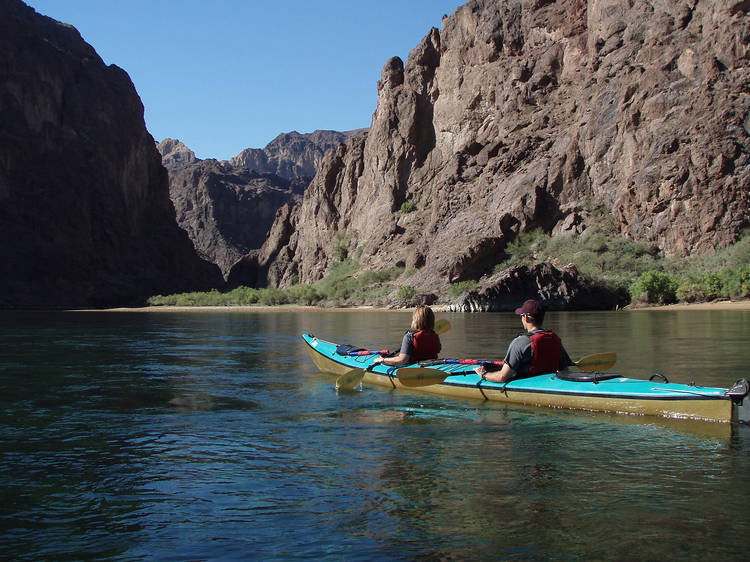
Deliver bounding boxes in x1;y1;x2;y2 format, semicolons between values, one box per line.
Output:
396;367;449;387
435;319;451;335
335;368;365;390
575;352;616;372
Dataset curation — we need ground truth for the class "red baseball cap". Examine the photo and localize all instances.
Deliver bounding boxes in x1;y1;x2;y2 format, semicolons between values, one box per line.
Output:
515;299;543;315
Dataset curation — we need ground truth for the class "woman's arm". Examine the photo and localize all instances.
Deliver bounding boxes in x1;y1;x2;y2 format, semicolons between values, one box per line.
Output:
373;332;413;367
373;353;410;366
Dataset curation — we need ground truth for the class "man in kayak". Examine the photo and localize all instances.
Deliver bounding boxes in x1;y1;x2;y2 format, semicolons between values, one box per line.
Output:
475;299;573;382
372;305;441;367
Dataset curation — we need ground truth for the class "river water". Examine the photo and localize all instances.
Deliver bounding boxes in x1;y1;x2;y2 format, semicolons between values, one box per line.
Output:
1;308;749;560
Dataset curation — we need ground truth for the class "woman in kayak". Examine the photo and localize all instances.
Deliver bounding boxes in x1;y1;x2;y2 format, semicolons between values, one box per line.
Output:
475;299;573;382
372;305;441;367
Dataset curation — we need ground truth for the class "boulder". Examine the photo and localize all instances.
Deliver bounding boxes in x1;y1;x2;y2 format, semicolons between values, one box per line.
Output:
450;262;629;312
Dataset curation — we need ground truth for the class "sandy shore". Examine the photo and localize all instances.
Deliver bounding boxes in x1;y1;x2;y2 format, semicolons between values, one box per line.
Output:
95;300;750;313
626;299;750;311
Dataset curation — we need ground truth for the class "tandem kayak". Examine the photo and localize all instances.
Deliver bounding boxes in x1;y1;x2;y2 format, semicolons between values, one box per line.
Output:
302;333;750;424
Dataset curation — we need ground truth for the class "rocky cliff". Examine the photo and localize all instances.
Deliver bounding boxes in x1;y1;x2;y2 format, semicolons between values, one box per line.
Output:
157;138;199;171
168;160;307;276
246;0;750;296
159;131;366;277
0;0;223;308
229;129;367;178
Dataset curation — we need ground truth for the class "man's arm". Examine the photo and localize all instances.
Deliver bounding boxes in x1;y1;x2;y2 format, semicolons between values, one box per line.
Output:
474;335;526;382
480;362;514;383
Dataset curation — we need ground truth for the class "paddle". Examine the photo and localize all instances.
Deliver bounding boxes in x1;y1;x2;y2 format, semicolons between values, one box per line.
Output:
335;367;367;391
396;352;618;387
335;318;453;390
434;318;451;335
395;367;450;387
573;352;616;372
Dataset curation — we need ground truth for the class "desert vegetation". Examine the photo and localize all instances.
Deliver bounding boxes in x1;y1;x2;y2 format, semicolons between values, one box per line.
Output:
148;231;749;308
148;254;405;307
495;228;750;306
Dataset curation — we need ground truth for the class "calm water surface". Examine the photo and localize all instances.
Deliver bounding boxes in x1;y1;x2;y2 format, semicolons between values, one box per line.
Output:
1;308;749;560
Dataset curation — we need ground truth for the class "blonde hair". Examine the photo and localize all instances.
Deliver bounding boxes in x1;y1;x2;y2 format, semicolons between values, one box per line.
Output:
411;305;435;331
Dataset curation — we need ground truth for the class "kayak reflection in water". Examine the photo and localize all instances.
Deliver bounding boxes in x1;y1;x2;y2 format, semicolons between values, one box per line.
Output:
372;305;441;367
475;299;574;383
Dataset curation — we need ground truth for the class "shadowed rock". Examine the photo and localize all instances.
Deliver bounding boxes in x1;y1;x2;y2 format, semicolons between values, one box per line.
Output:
450;262;629;312
0;0;223;308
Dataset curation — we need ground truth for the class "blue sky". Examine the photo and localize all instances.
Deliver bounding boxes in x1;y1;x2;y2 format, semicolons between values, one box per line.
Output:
26;1;465;160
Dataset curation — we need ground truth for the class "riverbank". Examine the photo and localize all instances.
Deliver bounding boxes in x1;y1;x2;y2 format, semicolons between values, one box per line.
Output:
627;299;750;311
97;299;750;313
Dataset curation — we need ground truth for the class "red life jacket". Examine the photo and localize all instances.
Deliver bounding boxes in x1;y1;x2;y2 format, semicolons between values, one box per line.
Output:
411;330;441;361
528;330;562;375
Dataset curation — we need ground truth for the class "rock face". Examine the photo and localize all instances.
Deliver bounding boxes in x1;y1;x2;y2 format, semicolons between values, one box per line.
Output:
0;0;223;308
158;131;364;277
450;262;629;312
157;138;199;171
252;0;750;297
168;160;307;277
229;130;367;178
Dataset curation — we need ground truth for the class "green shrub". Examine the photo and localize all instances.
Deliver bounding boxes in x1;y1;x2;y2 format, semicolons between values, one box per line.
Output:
676;278;704;303
400;201;416;213
448;280;478;298
701;272;724;300
333;229;355;262
285;284;323;305
257;288;288;306
630;270;678;304
397;285;416;299
724;264;750;298
227;286;260;305
334;244;348;261
498;228;549;268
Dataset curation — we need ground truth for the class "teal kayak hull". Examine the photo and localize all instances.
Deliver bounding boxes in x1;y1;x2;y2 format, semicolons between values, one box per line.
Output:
302;333;750;423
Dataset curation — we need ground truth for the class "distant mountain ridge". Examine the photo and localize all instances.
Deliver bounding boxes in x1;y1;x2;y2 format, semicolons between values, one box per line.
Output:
229;129;367;178
157;138;199;171
157;130;364;276
166;160;308;277
158;129;367;177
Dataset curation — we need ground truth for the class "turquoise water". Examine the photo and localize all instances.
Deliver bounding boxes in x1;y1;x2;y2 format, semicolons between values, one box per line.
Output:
1;309;749;560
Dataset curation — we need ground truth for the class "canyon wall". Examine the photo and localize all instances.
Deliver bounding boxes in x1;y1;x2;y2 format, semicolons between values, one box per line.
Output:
167;160;307;276
157;132;364;277
0;0;222;307
246;0;749;294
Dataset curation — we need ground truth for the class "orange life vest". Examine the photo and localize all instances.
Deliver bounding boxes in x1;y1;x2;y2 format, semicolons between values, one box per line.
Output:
411;330;441;361
528;330;562;375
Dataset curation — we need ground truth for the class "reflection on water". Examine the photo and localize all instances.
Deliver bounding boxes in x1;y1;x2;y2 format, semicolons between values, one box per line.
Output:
0;308;748;560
